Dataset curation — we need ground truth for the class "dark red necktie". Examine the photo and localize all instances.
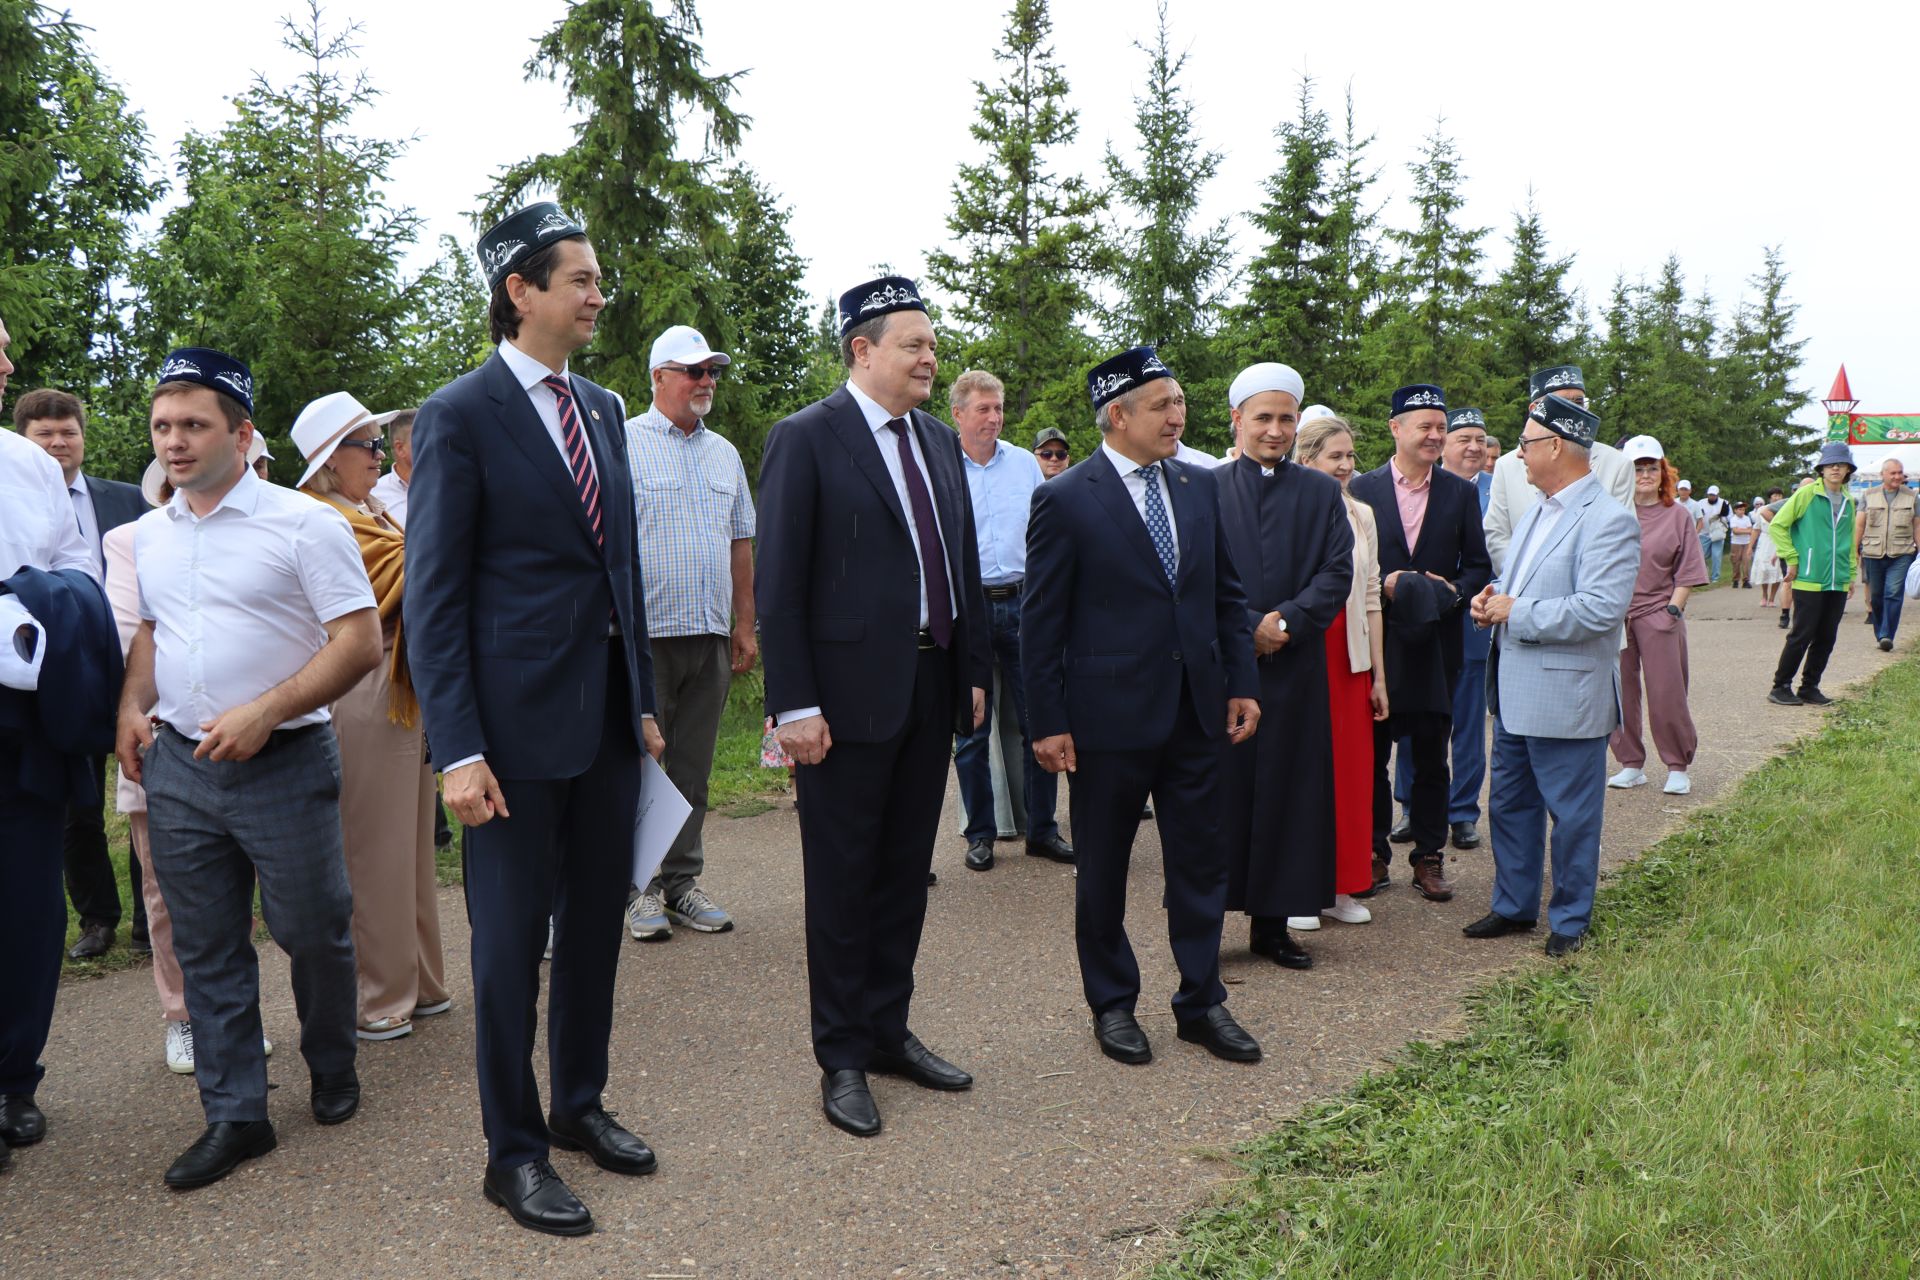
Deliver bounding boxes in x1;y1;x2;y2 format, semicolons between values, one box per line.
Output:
542;374;603;549
887;417;952;648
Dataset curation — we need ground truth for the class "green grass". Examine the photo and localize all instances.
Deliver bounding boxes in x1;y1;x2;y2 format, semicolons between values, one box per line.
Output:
1150;656;1920;1279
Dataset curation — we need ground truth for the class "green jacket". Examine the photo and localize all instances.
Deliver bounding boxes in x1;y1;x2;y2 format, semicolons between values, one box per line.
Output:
1768;482;1856;591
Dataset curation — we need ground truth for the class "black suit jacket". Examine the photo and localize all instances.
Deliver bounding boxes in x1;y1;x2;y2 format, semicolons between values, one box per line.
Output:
1348;461;1492;714
84;474;145;540
0;566;121;806
1022;452;1258;752
403;351;656;779
755;385;990;742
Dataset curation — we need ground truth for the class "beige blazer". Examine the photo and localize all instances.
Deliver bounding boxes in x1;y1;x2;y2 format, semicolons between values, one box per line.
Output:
1341;493;1382;673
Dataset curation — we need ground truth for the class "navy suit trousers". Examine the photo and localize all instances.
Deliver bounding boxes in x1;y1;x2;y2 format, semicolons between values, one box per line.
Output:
0;758;65;1096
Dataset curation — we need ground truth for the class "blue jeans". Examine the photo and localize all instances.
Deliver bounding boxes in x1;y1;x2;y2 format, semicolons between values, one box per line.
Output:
955;592;1059;843
1701;535;1724;583
1861;552;1914;643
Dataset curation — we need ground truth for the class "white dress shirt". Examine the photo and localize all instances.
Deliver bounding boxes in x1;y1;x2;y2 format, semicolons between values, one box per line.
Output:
0;427;92;578
68;472;104;581
135;468;376;739
1504;474;1594;592
369;469;408;529
1101;441;1181;566
498;339;601;484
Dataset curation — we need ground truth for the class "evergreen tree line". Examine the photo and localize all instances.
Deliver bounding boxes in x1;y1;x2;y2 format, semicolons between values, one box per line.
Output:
4;0;1809;502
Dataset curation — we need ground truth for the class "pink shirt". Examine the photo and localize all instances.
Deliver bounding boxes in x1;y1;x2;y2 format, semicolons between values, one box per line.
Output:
1630;500;1709;618
1389;458;1433;552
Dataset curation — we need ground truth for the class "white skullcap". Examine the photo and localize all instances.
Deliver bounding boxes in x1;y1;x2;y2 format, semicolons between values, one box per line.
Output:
1299;404;1336;424
1228;362;1306;411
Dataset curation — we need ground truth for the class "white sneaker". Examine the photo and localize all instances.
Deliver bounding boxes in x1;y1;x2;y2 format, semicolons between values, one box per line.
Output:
165;1020;195;1074
1286;915;1322;931
626;891;671;941
263;1034;272;1058
1608;767;1648;789
544;917;555;960
1663;771;1692;795
1323;893;1372;925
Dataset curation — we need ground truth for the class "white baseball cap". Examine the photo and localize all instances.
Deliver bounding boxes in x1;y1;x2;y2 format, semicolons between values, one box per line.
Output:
648;325;731;372
1707;484;1720;496
1621;435;1665;464
0;596;46;692
1677;479;1692;490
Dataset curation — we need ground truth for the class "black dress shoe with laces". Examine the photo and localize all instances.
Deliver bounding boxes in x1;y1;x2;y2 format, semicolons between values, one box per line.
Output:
1025;832;1075;863
821;1069;881;1136
1249;926;1313;970
964;839;995;871
67;921;112;961
310;1071;360;1125
164;1120;277;1189
484;1158;593;1236
548;1106;656;1174
0;1095;46;1146
1093;1009;1152;1065
1176;1005;1261;1063
1462;911;1538;939
871;1033;972;1091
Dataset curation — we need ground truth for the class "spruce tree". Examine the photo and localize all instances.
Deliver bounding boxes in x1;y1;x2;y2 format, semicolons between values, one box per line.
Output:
711;165;812;474
1723;246;1812;485
1485;192;1580;430
1320;89;1389;452
1101;1;1233;445
926;0;1106;447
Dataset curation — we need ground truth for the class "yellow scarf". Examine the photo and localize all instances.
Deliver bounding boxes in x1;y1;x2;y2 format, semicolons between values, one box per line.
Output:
301;487;419;729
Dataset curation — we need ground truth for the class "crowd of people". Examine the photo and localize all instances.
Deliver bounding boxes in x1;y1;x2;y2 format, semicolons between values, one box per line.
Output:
0;201;1896;1236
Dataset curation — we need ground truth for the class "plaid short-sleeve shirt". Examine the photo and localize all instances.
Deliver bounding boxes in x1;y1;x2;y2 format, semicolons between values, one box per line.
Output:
625;406;756;638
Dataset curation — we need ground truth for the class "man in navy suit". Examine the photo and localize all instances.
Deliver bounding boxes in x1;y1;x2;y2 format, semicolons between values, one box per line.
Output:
1023;346;1262;1067
1350;385;1493;904
756;275;990;1138
13;387;146;959
405;203;664;1237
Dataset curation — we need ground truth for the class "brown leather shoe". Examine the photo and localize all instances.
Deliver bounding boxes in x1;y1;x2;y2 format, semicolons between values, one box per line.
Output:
1352;855;1391;899
1411;857;1454;902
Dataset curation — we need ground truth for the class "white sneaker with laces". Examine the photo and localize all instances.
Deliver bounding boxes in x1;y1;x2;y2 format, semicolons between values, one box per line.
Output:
1322;894;1372;925
1608;767;1648;789
1663;770;1692;795
165;1020;195;1074
1285;915;1321;931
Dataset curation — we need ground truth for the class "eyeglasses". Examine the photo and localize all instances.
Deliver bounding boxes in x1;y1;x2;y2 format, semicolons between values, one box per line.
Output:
664;364;726;383
1513;433;1559;453
1036;449;1069;460
335;438;386;455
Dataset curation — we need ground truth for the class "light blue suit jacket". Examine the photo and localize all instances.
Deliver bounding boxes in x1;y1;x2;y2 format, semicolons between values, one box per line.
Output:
1487;472;1640;739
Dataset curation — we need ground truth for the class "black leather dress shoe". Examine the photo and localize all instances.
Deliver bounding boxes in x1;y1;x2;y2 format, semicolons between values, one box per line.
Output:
821;1069;881;1136
1025;832;1075;863
0;1095;45;1146
67;921;112;961
1093;1009;1152;1065
1462;911;1538;939
964;839;995;871
1388;814;1414;844
1249;927;1313;970
927;870;938;887
164;1120;277;1189
483;1158;593;1236
310;1071;360;1125
871;1033;972;1091
1449;821;1481;850
549;1106;656;1174
1176;1005;1261;1063
1545;931;1586;958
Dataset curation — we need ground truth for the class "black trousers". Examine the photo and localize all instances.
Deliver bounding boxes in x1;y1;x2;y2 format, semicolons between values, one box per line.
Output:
463;646;642;1170
1774;589;1848;690
1374;711;1451;862
1071;685;1229;1020
796;647;952;1071
63;754;122;929
0;755;66;1095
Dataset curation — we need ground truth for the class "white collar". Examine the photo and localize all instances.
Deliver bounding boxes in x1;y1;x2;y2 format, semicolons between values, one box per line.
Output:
68;472;90;496
1101;441;1164;478
165;465;262;522
499;339;567;390
846;379;912;434
962;439;1010;469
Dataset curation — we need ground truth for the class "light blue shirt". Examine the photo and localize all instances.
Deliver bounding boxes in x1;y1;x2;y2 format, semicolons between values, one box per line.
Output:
961;438;1044;586
624;406;755;639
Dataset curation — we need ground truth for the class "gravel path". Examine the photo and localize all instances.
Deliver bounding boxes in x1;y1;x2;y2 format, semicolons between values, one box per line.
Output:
5;586;1895;1278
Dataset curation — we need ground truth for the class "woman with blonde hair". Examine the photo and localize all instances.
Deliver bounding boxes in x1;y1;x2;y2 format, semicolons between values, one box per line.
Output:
294;393;448;1041
1286;412;1387;928
1607;436;1708;795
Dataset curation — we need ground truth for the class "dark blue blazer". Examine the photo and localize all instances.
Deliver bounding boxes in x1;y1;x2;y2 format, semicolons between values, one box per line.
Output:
1022;452;1258;752
1348;461;1492;713
755;386;990;742
84;474;146;539
0;566;122;805
404;351;656;780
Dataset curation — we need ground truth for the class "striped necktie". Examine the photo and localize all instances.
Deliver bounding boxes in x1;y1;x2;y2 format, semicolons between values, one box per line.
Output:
541;375;603;549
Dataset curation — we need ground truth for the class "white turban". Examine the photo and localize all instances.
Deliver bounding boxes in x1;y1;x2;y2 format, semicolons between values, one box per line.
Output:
1228;362;1306;411
1299;404;1336;424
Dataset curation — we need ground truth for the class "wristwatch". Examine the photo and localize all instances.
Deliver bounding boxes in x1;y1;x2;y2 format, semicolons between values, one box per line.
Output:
1275;614;1288;634
1665;604;1684;618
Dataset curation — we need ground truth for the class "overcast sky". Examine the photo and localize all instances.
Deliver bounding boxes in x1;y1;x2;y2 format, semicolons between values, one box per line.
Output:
69;0;1914;435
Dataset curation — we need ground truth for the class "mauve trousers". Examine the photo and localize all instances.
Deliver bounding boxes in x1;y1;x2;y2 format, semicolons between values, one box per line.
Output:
1610;609;1698;770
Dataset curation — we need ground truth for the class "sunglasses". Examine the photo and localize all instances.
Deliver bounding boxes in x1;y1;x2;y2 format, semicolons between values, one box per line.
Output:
664;364;726;382
335;438;386;455
1036;448;1069;460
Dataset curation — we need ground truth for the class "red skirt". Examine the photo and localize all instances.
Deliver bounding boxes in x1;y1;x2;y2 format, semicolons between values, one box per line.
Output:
1324;607;1375;895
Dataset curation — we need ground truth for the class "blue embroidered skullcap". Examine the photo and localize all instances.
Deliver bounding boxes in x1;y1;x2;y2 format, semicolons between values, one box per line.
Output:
837;275;928;337
1446;407;1487;432
1528;393;1600;447
1391;384;1446;416
477;201;587;291
155;347;254;416
1088;346;1175;412
1529;364;1585;399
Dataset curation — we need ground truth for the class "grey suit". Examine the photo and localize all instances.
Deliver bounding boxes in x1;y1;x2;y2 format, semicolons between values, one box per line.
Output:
1486;472;1639;937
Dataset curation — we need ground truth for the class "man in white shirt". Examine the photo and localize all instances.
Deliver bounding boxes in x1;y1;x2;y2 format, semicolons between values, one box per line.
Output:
115;347;382;1191
366;409;415;527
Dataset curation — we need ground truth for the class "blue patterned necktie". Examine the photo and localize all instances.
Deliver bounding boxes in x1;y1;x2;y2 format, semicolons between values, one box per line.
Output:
1137;464;1177;585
